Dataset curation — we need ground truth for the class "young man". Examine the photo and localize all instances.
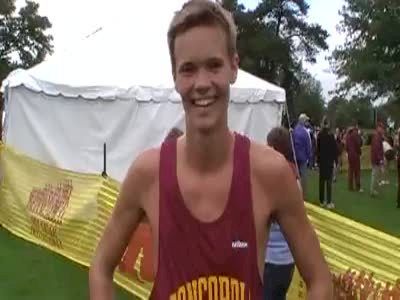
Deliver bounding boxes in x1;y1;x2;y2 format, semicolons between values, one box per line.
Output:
346;124;363;192
317;118;338;209
89;1;333;299
264;127;298;300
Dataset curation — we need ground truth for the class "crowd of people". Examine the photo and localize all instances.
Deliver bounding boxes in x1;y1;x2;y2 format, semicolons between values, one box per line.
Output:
291;113;400;209
264;120;400;299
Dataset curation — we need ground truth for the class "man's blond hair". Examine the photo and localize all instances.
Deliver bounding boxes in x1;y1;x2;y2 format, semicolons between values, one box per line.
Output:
167;0;237;72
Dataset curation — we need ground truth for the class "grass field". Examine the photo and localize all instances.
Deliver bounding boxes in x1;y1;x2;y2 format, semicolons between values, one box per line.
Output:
306;169;400;238
0;228;133;300
0;170;398;299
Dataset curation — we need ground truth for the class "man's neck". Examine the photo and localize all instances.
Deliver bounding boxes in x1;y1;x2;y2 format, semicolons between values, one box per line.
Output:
182;125;234;173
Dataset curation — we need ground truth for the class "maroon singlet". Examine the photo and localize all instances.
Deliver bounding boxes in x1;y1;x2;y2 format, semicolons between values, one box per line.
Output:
150;133;263;299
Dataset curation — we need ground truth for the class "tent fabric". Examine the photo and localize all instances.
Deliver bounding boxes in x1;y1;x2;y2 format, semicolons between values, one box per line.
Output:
4;86;283;182
3;67;285;104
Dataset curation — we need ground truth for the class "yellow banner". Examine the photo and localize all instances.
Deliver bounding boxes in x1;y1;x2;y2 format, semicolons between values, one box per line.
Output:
0;144;399;299
0;145;152;299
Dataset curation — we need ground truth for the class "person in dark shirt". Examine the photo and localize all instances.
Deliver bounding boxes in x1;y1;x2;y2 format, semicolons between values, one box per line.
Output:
317;118;338;209
333;128;344;182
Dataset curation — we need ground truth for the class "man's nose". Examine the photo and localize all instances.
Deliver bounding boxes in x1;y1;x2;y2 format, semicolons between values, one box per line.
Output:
194;69;211;94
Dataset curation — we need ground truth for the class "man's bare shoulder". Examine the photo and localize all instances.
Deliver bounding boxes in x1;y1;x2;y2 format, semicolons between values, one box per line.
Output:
250;141;289;178
124;147;160;188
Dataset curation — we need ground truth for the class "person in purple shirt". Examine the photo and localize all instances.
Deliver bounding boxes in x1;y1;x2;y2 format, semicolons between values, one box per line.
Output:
293;113;311;198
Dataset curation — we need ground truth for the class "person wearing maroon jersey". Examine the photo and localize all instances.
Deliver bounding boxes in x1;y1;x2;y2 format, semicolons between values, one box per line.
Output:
346;124;363;192
89;1;332;299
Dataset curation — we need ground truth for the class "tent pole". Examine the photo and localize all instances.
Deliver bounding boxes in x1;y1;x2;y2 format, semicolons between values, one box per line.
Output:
102;143;107;178
284;101;300;179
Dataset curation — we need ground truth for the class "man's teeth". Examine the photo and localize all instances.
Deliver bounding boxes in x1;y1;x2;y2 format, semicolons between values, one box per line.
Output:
194;99;214;106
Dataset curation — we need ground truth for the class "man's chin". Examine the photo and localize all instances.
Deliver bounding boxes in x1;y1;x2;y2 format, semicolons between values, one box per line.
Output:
188;120;218;135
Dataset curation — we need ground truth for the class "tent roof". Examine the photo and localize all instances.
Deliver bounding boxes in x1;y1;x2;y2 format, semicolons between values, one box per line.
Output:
2;1;285;103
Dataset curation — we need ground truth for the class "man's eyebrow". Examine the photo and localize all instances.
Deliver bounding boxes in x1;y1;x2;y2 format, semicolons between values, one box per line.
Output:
177;61;195;69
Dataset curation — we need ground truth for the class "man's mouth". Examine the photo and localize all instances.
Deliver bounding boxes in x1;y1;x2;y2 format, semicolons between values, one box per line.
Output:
192;97;216;107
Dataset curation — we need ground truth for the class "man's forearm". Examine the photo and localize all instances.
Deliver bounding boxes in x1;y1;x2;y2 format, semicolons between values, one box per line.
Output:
306;275;334;300
89;266;115;300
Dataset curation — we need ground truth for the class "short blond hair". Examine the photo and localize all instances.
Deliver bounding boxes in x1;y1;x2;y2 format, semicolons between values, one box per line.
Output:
167;0;237;72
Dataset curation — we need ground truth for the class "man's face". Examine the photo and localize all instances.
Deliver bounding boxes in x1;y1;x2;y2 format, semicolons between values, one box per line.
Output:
173;24;239;133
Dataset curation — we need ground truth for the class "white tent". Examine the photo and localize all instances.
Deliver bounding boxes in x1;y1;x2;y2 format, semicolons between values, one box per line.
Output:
1;3;285;182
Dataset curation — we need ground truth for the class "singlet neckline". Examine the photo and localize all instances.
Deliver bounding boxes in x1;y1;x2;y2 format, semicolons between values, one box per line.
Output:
173;133;238;227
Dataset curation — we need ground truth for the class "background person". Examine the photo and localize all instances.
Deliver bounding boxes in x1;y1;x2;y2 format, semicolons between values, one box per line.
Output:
333;128;344;182
293;113;312;198
317;118;338;209
265;126;300;300
346;124;363;192
370;123;385;197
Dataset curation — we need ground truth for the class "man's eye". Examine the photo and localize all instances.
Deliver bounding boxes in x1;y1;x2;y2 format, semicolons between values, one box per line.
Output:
180;65;195;73
208;61;222;70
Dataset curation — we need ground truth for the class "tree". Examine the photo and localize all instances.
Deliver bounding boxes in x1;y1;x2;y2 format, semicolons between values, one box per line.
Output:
222;0;329;119
331;0;400;103
327;96;375;129
0;0;53;84
381;98;400;129
294;72;326;126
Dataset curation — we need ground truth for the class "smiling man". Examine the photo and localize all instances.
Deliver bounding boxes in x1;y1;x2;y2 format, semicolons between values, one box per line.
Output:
89;1;333;299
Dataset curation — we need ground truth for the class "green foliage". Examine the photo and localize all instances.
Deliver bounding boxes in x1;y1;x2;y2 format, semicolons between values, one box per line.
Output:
331;0;400;101
294;72;326;125
381;97;400;128
222;0;329;119
327;96;375;129
0;0;53;83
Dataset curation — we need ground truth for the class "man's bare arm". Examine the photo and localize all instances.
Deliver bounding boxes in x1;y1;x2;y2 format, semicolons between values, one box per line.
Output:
89;149;158;300
272;158;333;299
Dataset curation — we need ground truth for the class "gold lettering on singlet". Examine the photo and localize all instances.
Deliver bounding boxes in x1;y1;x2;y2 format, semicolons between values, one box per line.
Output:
177;286;186;300
185;282;194;300
191;280;198;300
169;275;248;300
208;276;218;299
198;277;207;299
231;278;239;298
219;276;230;299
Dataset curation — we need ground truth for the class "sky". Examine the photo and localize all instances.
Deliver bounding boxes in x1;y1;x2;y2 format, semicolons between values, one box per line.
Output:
16;0;345;101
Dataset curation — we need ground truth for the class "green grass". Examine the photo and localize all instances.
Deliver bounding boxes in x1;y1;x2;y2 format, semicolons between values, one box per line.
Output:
0;170;398;299
306;169;400;238
0;227;134;300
